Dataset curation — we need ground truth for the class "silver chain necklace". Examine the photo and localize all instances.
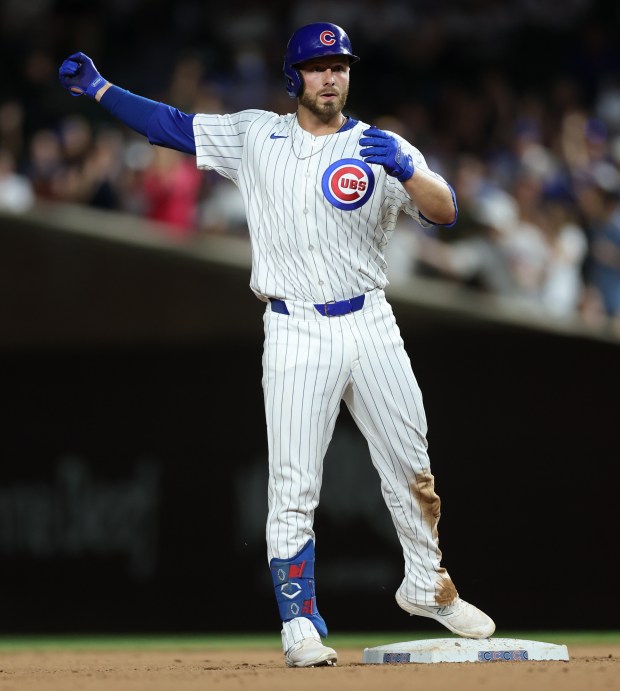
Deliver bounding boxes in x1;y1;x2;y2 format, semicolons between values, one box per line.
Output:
290;114;346;161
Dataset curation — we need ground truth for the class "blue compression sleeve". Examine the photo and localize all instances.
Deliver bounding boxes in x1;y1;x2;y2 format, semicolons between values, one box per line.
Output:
148;104;196;155
100;85;196;155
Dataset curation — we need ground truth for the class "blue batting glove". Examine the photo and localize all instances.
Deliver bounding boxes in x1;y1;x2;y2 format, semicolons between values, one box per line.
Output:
58;52;106;98
359;126;415;182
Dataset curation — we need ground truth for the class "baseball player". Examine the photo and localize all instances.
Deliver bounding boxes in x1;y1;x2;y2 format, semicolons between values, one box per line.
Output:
59;22;495;667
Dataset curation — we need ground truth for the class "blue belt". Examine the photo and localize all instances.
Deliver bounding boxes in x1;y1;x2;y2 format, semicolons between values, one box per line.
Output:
270;294;366;317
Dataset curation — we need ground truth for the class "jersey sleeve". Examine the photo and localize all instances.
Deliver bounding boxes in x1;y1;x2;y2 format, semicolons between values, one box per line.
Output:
192;110;265;183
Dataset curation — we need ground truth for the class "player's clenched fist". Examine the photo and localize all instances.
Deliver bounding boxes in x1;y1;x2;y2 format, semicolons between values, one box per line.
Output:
359;126;415;182
58;52;106;98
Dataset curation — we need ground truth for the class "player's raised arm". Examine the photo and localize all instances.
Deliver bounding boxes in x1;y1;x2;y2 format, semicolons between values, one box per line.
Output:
58;52;197;155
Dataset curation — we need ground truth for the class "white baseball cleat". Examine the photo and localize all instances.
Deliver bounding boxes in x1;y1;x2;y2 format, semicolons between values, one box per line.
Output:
284;638;338;667
396;591;496;639
281;617;337;667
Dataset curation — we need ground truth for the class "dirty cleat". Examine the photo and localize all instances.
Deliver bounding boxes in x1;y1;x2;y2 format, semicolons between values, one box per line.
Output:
396;591;495;639
281;617;337;667
284;637;338;667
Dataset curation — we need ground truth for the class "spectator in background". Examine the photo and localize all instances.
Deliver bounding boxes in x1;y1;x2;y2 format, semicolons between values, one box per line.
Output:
577;162;620;329
0;147;34;213
81;126;125;210
166;52;207;113
500;175;554;305
49;114;94;203
537;182;588;317
53;122;126;210
0;100;25;163
139;146;203;238
415;182;589;318
198;177;247;236
561;110;615;186
25;129;65;201
58;115;93;169
414;188;533;301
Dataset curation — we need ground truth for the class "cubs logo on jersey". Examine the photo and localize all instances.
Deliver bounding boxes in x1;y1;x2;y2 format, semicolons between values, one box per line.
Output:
321;158;375;211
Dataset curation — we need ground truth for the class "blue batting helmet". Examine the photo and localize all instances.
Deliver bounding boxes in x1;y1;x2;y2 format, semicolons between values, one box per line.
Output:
283;22;359;99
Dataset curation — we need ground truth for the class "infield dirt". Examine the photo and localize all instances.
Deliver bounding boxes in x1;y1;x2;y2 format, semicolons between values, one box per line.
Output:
0;645;618;691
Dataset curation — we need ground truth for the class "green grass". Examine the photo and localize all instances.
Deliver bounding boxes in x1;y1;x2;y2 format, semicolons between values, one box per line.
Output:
0;631;618;652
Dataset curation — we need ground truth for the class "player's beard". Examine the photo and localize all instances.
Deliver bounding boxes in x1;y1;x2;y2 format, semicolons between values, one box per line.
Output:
299;85;349;124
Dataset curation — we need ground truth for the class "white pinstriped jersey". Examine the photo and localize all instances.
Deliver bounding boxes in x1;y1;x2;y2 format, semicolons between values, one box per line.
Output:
192;108;463;614
193;110;450;303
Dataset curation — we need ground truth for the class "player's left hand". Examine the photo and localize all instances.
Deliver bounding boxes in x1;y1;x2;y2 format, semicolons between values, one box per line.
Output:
359;126;415;182
58;52;106;98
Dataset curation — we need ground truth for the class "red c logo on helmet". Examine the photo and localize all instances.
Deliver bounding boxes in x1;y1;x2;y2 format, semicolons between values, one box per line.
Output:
320;30;336;46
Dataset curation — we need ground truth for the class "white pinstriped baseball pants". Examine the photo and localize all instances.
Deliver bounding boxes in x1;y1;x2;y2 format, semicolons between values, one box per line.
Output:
262;288;455;607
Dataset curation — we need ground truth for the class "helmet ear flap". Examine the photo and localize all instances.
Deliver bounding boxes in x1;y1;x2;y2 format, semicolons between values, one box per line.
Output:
283;62;302;99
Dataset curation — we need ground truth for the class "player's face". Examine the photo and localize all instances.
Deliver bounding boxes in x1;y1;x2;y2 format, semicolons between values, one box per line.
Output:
298;56;350;123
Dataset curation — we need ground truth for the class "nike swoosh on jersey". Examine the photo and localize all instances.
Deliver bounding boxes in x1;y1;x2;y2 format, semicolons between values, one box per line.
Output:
270;133;288;139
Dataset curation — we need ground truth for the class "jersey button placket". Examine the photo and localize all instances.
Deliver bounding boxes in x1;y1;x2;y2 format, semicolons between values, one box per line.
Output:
304;145;332;301
300;146;323;295
310;155;333;300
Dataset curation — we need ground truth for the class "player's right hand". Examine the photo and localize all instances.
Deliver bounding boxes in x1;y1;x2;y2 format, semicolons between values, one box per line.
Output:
58;52;106;98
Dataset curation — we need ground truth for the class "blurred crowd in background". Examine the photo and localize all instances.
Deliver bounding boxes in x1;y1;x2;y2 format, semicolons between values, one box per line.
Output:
1;0;620;331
